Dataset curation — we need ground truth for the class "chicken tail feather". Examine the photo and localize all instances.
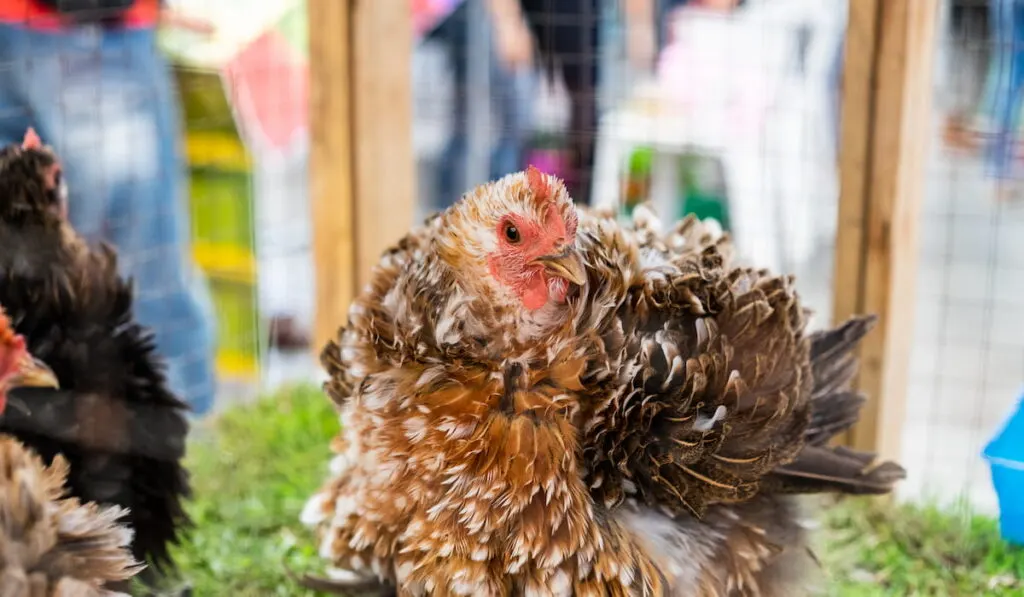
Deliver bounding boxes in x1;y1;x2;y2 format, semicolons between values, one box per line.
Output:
765;315;905;495
804;315;876;447
767;444;906;495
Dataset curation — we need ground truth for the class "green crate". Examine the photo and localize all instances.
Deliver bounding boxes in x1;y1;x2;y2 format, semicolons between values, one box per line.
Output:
175;67;238;132
188;166;256;284
189;168;252;249
208;278;261;379
175;65;260;381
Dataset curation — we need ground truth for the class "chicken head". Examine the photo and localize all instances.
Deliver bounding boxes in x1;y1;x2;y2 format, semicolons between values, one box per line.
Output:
441;166;585;313
0;307;59;414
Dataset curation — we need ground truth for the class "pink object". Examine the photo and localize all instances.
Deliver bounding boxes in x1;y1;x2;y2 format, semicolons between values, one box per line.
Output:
412;0;463;37
526;149;569;181
22;127;41;149
225;29;309;151
218;0;464;152
655;8;775;140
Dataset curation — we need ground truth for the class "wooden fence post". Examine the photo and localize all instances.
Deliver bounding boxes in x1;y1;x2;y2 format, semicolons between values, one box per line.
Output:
833;0;939;461
308;0;416;353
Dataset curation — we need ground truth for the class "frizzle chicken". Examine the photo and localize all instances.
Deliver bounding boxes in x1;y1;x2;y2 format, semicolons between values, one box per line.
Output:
303;168;905;596
0;305;143;596
0;130;191;581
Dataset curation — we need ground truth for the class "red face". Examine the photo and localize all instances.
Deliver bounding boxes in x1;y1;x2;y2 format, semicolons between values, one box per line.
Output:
486;203;583;311
0;310;59;414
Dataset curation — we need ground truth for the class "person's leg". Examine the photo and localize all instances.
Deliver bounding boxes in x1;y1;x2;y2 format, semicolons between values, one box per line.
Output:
524;0;600;204
118;30;217;415
433;3;470;209
14;25;217;415
488;31;535;180
978;6;1001;128
1008;1;1024;161
560;0;600;205
984;0;1024;182
0;25;37;165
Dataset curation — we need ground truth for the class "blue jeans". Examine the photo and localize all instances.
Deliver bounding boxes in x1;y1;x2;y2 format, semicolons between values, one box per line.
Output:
0;23;217;415
429;2;534;209
984;0;1024;179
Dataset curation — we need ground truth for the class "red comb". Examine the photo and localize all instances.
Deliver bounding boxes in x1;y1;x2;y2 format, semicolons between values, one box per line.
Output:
0;308;13;341
0;308;21;351
0;307;20;414
526;165;551;203
22;128;41;150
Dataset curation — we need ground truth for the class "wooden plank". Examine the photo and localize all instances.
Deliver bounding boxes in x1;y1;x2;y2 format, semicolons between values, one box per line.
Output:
833;0;939;461
351;0;417;288
308;0;356;353
832;0;881;326
308;1;415;353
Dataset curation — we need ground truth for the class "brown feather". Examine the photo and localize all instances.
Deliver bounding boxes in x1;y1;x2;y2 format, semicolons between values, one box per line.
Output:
0;436;142;596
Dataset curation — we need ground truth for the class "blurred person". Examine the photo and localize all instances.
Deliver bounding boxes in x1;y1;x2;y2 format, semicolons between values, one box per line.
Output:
0;0;219;416
430;0;536;210
943;1;991;152
945;0;1024;201
981;0;1024;200
656;0;823;274
491;0;657;205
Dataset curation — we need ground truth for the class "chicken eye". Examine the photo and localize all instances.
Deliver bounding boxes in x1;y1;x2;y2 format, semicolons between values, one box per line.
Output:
503;223;521;244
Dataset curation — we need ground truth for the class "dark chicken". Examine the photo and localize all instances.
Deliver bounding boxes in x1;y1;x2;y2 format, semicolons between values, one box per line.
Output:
0;304;143;596
0;130;191;579
303;168;905;596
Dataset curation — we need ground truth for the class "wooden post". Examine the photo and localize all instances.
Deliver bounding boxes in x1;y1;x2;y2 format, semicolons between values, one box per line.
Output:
832;0;939;461
308;0;416;353
350;0;418;288
309;0;355;353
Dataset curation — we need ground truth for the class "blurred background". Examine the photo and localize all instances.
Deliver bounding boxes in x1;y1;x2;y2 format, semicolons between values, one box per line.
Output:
11;0;1023;592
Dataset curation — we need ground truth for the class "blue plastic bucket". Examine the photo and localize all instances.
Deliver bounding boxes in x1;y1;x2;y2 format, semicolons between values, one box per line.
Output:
983;391;1024;546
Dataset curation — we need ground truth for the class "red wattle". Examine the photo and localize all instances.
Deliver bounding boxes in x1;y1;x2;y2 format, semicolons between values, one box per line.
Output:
522;277;549;311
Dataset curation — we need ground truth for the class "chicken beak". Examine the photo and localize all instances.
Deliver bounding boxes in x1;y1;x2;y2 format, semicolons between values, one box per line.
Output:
9;354;59;389
536;248;586;286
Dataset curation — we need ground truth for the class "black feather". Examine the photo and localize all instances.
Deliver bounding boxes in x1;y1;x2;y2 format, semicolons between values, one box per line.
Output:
0;142;191;574
805;315;879;446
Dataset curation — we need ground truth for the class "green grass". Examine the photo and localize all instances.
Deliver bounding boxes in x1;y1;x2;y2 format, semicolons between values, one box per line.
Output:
169;386;1024;595
821;498;1024;595
167;385;337;596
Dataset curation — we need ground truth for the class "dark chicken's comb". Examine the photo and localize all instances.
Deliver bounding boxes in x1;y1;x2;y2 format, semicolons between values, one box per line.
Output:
22;128;41;150
17;129;64;194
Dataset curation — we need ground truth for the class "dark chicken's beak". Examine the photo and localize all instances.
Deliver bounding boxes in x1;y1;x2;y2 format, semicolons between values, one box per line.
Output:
535;248;586;286
9;354;59;389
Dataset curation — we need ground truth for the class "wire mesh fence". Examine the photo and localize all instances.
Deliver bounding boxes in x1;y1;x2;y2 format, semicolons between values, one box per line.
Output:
901;0;1024;514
